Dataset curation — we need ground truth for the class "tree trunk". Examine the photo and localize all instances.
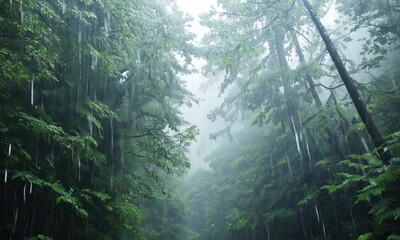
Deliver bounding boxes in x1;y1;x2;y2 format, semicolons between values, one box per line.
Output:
274;30;294;114
290;29;323;107
290;28;345;158
302;0;392;163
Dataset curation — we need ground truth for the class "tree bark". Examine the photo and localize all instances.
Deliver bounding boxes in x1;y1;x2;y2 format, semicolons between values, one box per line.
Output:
301;0;392;163
290;29;323;107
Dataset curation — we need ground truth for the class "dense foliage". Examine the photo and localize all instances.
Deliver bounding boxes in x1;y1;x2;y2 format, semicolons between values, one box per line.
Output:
2;0;400;240
0;0;197;239
184;0;400;240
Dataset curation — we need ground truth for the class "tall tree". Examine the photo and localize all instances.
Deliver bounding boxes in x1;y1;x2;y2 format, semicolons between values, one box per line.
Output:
301;0;392;163
185;0;400;239
0;0;197;239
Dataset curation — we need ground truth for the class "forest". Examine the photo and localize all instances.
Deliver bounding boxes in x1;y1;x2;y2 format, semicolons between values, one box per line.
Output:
0;0;399;239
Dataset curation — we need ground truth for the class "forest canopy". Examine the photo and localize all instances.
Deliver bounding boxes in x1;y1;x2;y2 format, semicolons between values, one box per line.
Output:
1;0;400;240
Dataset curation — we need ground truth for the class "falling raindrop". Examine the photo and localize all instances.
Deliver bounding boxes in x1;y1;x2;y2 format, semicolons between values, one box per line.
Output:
78;24;82;63
104;10;110;37
314;203;320;222
31;80;34;105
20;0;24;23
61;0;66;14
300;131;303;142
360;136;369;152
23;182;26;203
266;223;271;240
94;55;98;68
291;115;301;155
349;204;356;230
110;171;114;190
14;208;18;225
8;144;11;155
110;119;114;155
29;182;33;194
120;136;124;165
287;157;293;177
321;214;327;239
298;111;303;141
104;21;109;37
136;49;141;66
391;78;398;94
88;119;93;136
305;137;312;170
4;169;7;183
91;54;98;69
78;158;81;182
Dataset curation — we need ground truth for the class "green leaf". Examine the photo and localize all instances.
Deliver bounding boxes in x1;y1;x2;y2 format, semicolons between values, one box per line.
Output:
376;207;400;224
321;184;342;194
82;189;111;202
27;234;53;240
343;36;353;42
357;233;373;240
297;189;319;206
263;208;296;223
388;234;400;240
338;159;368;171
356;186;385;203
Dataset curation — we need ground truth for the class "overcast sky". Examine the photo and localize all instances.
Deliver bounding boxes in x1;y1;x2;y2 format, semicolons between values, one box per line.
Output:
175;0;216;19
175;0;220;172
173;0;339;172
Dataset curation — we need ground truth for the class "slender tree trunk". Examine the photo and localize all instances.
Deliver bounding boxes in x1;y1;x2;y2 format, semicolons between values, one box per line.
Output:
290;30;322;107
274;30;294;114
301;0;392;163
270;33;290;133
274;30;315;164
291;29;345;158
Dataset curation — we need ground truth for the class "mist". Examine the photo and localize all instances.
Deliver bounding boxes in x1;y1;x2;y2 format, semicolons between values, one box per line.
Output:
0;0;399;240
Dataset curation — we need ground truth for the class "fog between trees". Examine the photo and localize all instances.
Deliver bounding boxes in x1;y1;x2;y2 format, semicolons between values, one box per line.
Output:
1;0;400;239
